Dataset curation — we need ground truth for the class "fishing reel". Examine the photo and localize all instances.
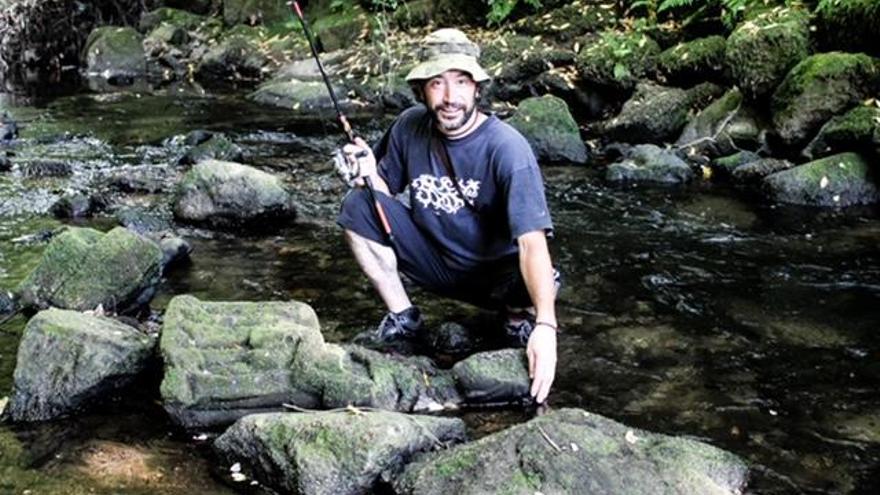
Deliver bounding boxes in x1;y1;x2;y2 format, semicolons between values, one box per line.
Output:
332;147;370;187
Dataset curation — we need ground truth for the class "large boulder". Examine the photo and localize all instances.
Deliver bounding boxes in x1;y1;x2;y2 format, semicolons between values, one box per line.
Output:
576;30;661;93
803;105;880;159
725;6;810;101
223;0;289;26
676;89;766;157
16;227;164;312
606;144;694;185
506;95;588;165
600;82;724;144
172;159;294;228
763;152;880;206
512;1;619;41
395;408;748;494
159;295;461;428
814;0;880;58
214;411;467;495
772;52;880;148
82;26;146;78
4;309;155;422
657;35;726;87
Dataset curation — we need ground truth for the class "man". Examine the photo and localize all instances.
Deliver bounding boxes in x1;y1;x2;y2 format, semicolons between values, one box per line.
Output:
336;29;559;403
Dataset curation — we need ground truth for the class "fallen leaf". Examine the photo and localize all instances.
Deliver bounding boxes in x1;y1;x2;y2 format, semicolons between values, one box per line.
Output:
625;430;639;444
819;176;829;189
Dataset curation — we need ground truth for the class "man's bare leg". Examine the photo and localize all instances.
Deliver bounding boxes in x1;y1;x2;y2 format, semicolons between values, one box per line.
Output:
345;230;412;313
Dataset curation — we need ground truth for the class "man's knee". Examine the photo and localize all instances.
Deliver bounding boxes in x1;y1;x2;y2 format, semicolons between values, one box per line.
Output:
340;187;373;218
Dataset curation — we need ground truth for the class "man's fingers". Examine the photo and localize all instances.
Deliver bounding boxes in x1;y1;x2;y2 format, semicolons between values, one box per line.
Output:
527;347;535;379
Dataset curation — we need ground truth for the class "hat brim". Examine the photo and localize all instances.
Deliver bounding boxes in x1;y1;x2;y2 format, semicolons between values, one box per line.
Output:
405;54;491;83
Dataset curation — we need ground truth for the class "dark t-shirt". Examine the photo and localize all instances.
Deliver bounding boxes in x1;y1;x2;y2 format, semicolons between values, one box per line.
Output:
374;105;553;271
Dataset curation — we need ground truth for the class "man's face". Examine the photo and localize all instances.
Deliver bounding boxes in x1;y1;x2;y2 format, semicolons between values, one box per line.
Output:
423;70;478;134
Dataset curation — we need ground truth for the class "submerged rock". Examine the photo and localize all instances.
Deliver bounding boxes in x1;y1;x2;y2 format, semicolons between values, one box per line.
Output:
159;295;461;428
506;95;588;165
606;144;693;185
763;152;880;206
16;227;164;312
214;411;466;495
771;52;880;148
172;159;294;229
452;349;529;405
5;309;155;422
395;408;748;494
725;6;810;100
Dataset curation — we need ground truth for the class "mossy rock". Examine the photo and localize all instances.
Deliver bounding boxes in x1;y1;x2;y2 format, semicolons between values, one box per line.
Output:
576;29;660;92
771;52;880;147
452;349;529;404
195;31;271;86
249;78;349;113
506;95;588;164
676;89;767;157
214;411;467;495
223;0;290;26
763;152;880;206
173;159;294;228
601;81;724;144
657;35;726;87
803;105;880;159
711;150;762;179
724;6;810;100
732;158;795;184
82;26;146;77
138;7;208;33
178;132;244;165
16;227;163;312
606;144;694;185
814;0;880;57
311;3;370;52
6;309;154;422
395;408;748;494
513;0;619;41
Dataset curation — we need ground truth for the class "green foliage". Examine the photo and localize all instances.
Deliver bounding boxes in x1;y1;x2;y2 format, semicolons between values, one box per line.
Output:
625;0;761;29
485;0;543;26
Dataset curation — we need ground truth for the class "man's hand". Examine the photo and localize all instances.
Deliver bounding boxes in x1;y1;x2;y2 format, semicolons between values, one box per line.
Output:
527;323;557;404
334;137;377;187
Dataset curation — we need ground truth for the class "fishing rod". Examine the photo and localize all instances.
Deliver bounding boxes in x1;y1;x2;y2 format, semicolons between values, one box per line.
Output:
288;0;394;245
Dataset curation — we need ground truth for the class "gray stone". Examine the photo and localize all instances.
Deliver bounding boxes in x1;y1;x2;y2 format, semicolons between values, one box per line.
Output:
172;159;294;228
159;295;461;428
195;32;269;86
5;309;154;422
16;227;164;312
452;349;529;405
606;144;694;185
506;95;588;164
395;408;748;494
248;78;349;114
763;152;880;206
771;52;880;148
178;133;243;165
83;26;146;78
711;151;762;179
159;236;192;269
214;411;467;495
676;89;765;158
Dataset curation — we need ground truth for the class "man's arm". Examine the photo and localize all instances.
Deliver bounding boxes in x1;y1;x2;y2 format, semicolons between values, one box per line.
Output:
517;230;557;404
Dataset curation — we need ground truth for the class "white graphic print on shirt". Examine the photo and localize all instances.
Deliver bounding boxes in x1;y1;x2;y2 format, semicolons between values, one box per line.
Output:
411;174;480;214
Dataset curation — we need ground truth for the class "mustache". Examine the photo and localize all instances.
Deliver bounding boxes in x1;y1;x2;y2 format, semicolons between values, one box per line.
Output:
433;103;466;112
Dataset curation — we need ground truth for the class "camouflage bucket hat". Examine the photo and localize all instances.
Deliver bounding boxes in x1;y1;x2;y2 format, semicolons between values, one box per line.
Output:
405;28;491;83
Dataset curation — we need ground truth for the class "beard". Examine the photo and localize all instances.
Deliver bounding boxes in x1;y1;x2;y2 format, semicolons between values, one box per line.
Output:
429;100;477;132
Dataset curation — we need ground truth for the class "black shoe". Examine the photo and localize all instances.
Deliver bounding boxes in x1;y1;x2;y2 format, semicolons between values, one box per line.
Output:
503;311;536;347
353;306;423;352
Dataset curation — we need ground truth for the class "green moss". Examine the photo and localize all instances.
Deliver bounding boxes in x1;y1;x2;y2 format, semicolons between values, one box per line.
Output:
815;0;880;56
724;6;810;100
433;447;479;478
508;95;579;135
772;52;880;106
513;0;619;41
657;35;726;84
576;29;660;91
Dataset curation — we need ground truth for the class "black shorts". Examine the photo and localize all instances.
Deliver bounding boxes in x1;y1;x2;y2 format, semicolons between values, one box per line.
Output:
337;187;537;310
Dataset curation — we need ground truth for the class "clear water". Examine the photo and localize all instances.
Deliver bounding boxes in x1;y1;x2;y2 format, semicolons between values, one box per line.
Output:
1;92;878;494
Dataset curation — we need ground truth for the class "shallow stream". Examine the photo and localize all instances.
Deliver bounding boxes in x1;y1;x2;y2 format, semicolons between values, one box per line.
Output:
1;91;878;494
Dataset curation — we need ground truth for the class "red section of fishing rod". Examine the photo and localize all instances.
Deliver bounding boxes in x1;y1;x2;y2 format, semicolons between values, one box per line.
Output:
288;0;394;243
